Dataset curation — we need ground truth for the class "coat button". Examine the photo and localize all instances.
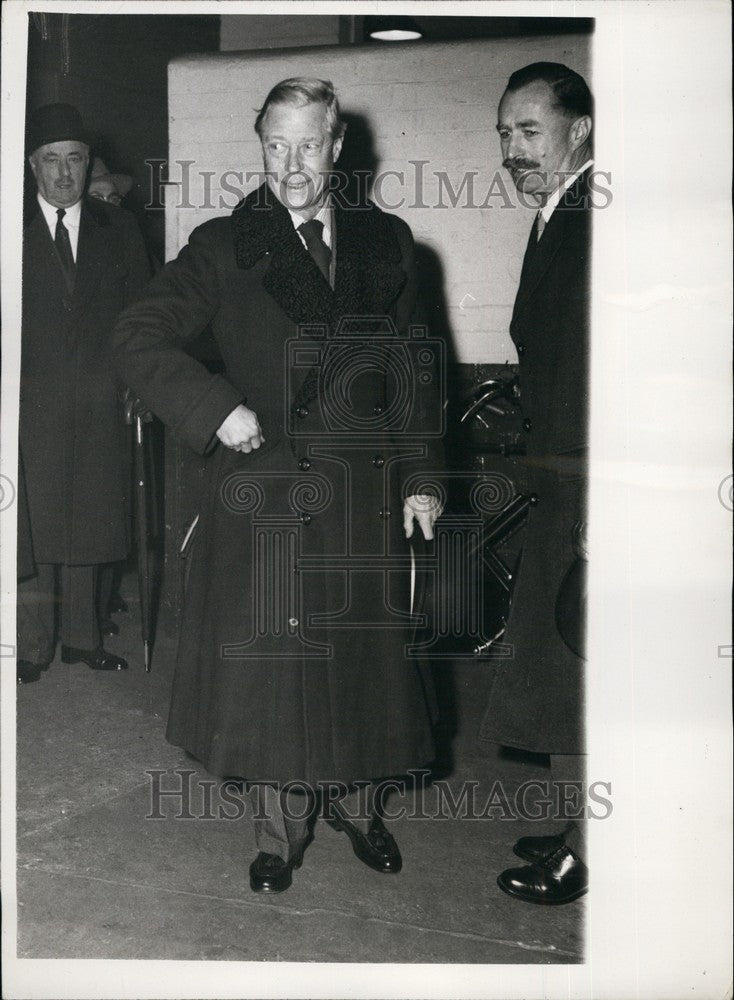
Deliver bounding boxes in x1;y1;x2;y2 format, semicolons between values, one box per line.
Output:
517;344;526;356
522;417;533;432
300;512;312;525
372;455;385;468
379;508;391;518
295;405;309;419
298;458;311;471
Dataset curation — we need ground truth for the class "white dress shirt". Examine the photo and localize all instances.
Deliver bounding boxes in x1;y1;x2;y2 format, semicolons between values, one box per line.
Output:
37;192;82;261
538;158;594;229
288;199;333;249
288;199;335;285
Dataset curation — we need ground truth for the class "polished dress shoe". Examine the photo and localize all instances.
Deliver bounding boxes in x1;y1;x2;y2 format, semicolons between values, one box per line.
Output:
17;660;46;684
249;850;303;893
513;832;566;863
61;645;128;671
498;845;588;905
99;618;119;637
327;812;402;874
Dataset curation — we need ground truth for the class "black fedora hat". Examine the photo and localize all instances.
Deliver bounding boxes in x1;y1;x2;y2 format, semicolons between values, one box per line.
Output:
26;102;92;155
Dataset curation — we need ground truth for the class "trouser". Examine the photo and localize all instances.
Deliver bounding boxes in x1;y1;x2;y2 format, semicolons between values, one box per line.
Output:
17;563;100;663
550;752;587;864
97;561;125;619
97;563;114;621
247;782;381;862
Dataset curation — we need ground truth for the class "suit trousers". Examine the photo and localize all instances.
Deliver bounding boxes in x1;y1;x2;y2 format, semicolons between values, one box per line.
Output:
247;782;382;862
17;563;100;662
247;783;314;862
550;752;587;864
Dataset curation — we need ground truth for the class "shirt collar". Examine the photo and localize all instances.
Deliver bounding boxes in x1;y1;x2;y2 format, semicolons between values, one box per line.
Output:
288;198;333;247
37;192;82;229
539;159;594;224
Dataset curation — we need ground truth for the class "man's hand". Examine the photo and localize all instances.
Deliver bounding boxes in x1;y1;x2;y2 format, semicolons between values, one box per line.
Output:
216;404;265;453
403;494;443;541
122;387;153;425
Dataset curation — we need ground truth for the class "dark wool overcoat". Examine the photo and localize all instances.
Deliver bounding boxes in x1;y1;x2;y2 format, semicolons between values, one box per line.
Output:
112;185;445;785
20;198;150;565
479;169;591;756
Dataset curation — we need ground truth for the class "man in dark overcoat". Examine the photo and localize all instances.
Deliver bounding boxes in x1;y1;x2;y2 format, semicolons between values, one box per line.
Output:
112;78;444;893
478;63;593;904
18;103;150;677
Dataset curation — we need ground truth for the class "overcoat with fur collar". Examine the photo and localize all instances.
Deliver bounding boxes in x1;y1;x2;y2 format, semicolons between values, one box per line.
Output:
113;185;444;785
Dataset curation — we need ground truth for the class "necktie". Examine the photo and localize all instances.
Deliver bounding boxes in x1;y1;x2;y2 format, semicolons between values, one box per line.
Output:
535;210;546;242
298;219;332;285
55;208;76;288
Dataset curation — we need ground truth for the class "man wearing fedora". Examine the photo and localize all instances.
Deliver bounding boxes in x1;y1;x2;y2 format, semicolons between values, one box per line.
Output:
17;102;150;681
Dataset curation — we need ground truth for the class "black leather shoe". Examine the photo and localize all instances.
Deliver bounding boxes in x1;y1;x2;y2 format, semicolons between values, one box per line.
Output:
61;645;128;671
249;851;303;893
17;660;46;684
327;812;402;874
513;833;566;863
498;846;588;905
99;618;119;637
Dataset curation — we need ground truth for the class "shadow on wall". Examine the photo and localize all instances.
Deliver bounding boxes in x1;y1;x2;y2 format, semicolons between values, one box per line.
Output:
339;110;459;361
339;113;463;772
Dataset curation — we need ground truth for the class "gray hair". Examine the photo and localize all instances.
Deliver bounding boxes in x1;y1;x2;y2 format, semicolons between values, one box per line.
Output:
254;77;346;140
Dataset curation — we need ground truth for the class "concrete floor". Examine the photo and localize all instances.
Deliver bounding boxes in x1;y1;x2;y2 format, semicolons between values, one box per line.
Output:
15;580;584;964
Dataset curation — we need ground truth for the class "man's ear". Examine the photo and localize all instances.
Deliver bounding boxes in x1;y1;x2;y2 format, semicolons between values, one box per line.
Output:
570;115;592;151
28;154;38;180
332;129;345;163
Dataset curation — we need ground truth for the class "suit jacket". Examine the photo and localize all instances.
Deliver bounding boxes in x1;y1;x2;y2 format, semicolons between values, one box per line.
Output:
20;197;150;565
480;168;591;756
112;184;444;784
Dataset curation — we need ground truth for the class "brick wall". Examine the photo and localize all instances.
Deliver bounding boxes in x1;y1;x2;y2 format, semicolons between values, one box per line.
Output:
167;35;590;363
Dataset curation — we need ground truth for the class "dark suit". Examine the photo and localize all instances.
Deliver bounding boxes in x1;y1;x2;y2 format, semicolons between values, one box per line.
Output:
18;196;150;659
112;185;444;804
480;168;591;758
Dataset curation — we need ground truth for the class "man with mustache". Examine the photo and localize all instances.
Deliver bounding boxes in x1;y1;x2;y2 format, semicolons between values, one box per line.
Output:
112;78;444;894
17;103;150;681
479;63;593;904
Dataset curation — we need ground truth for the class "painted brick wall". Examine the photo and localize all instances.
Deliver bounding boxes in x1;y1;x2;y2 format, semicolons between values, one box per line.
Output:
167;35;590;363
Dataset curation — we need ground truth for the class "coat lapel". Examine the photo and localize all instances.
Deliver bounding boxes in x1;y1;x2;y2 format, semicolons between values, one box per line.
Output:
511;169;591;325
231;184;407;329
23;210;71;311
511;205;568;324
71;199;111;312
231;185;408;406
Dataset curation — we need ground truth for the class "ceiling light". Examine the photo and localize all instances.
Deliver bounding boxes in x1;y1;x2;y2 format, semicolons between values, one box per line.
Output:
366;16;423;41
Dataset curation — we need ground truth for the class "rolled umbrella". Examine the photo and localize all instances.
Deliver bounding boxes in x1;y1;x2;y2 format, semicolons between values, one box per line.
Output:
134;413;152;671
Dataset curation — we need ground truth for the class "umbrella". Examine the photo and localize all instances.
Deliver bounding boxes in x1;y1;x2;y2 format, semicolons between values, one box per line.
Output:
133;412;152;671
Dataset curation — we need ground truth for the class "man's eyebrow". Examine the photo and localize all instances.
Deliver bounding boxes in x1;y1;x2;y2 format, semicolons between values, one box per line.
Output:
263;133;321;141
496;119;542;130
